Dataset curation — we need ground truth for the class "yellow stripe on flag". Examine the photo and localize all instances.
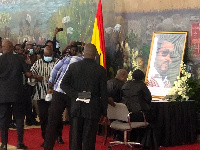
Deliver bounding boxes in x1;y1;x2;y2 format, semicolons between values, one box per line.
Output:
91;0;106;68
92;18;103;67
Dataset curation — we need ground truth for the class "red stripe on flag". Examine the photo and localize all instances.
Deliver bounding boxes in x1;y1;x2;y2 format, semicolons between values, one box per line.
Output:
92;0;106;68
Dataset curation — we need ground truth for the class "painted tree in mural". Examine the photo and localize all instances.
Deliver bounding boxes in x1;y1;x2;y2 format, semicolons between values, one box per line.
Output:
126;30;140;51
48;0;96;48
0;12;11;25
123;30;150;78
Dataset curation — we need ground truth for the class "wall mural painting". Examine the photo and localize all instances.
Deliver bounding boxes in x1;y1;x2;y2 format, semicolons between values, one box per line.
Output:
104;9;200;79
1;0;200;79
0;0;96;49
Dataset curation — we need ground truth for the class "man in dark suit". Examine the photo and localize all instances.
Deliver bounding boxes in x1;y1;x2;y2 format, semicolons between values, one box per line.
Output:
60;43;107;150
0;40;42;150
107;69;128;106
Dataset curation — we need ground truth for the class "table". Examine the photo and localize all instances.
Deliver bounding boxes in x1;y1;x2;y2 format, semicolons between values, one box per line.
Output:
151;101;197;147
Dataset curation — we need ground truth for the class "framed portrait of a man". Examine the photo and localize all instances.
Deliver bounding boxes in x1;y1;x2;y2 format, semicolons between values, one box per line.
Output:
145;31;187;98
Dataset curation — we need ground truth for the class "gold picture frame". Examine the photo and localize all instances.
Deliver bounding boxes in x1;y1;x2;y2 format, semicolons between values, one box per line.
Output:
145;31;188;98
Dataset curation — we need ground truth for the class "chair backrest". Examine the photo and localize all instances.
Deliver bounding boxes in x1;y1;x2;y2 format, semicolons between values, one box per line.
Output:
107;103;129;122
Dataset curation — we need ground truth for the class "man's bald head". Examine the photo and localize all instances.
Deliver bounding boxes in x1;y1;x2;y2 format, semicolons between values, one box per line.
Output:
84;43;97;59
2;40;13;54
115;69;128;82
44;45;53;57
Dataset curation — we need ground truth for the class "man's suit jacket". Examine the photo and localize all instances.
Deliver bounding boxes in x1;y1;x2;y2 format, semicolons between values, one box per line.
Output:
0;53;29;103
60;58;107;120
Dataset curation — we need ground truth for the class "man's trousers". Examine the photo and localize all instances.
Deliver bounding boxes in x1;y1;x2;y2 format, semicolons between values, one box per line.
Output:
0;102;25;145
44;91;71;150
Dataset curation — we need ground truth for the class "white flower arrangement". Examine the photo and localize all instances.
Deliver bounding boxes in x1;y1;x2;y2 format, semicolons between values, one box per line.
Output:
62;16;70;24
127;49;139;80
121;41;131;70
164;61;196;102
121;42;140;80
113;24;121;32
67;27;74;34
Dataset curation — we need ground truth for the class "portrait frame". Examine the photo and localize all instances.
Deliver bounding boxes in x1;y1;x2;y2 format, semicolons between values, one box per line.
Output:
145;31;188;98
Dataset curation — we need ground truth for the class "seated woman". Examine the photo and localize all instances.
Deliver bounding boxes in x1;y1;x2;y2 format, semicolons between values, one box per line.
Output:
121;69;152;122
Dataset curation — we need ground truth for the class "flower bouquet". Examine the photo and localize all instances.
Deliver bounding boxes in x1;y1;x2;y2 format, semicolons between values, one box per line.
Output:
164;61;199;102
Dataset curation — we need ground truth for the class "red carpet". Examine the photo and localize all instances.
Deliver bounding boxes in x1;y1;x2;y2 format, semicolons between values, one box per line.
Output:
1;125;200;150
5;125;114;150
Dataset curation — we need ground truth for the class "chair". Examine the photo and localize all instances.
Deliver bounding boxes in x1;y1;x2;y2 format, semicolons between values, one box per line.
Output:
107;103;149;150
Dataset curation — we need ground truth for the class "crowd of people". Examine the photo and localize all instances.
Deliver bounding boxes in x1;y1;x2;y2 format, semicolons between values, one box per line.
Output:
0;28;152;150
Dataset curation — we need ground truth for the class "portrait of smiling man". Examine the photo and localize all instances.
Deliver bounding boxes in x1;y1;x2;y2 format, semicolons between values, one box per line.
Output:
146;32;187;97
150;40;174;88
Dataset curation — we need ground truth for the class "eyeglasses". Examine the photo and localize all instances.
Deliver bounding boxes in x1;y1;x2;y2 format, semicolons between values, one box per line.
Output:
160;49;171;57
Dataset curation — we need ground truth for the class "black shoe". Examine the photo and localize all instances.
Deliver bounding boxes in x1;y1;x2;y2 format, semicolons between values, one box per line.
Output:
63;121;70;125
0;144;7;150
9;123;16;129
41;142;44;147
25;122;32;126
113;133;124;141
57;136;64;144
32;121;40;126
16;143;27;149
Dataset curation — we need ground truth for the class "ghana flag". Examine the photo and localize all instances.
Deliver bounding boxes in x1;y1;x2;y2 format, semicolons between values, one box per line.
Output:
91;0;106;68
